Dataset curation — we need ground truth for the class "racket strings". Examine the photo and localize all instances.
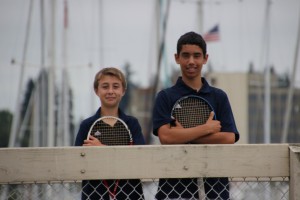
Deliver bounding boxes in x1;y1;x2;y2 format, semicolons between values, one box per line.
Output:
172;98;212;128
90;120;131;145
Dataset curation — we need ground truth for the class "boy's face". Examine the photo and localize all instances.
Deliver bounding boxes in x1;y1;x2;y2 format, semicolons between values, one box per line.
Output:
95;75;125;108
175;44;208;79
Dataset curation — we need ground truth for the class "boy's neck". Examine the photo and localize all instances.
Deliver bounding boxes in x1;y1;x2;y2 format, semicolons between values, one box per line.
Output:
182;76;203;92
100;107;119;117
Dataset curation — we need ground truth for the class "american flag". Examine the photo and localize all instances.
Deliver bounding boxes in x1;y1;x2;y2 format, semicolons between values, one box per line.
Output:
203;24;220;42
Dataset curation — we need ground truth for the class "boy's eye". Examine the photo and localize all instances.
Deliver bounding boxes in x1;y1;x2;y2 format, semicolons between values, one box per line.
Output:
181;53;202;59
194;53;201;58
181;53;190;58
99;83;121;90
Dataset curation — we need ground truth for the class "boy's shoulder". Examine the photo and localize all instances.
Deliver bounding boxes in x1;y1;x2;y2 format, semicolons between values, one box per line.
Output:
119;111;139;125
80;115;97;127
160;83;183;94
209;84;226;93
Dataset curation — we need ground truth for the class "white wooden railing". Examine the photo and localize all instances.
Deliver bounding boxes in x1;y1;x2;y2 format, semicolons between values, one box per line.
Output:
0;144;299;199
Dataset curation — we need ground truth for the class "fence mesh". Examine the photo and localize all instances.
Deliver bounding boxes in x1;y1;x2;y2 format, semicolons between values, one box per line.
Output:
0;177;289;200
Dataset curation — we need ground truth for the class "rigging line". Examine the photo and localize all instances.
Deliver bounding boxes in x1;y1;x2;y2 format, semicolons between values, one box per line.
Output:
153;0;171;98
9;1;28;64
11;60;91;69
9;0;34;147
146;0;171;144
142;1;158;143
281;1;300;143
252;1;270;141
146;1;159;86
161;2;172;88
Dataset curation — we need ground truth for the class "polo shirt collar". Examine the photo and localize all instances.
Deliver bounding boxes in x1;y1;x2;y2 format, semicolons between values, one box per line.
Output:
175;76;211;94
93;107;128;120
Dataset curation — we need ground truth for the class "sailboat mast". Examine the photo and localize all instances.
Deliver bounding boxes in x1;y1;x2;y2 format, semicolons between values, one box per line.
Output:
48;0;56;147
40;0;47;146
62;0;70;145
281;2;300;143
263;0;271;144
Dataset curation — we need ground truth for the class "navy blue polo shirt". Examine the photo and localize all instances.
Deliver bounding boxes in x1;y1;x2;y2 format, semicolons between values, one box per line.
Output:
152;77;239;200
153;77;239;142
75;107;145;146
75;108;145;200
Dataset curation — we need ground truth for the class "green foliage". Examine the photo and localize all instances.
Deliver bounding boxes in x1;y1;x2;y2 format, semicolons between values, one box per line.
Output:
0;110;13;147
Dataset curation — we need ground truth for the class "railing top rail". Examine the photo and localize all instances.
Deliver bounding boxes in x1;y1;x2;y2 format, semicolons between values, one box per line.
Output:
0;144;290;183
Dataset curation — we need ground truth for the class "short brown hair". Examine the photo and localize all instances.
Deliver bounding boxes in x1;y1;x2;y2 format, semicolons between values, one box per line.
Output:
93;67;127;91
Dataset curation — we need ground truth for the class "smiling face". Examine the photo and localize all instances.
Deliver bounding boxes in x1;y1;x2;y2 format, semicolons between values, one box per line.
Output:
175;44;208;80
95;75;125;108
93;67;126;110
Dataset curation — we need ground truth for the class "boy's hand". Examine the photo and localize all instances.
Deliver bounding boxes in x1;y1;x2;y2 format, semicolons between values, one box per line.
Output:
83;135;105;146
205;112;221;134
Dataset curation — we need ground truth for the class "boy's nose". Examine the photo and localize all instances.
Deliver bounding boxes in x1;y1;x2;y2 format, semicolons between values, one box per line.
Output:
188;56;195;64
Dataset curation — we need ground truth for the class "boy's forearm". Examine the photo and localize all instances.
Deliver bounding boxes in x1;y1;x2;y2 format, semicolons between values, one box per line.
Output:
191;132;235;144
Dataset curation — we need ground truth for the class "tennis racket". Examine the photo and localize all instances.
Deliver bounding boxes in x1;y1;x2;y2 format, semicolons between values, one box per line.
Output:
87;116;132;199
171;95;215;128
171;95;215;198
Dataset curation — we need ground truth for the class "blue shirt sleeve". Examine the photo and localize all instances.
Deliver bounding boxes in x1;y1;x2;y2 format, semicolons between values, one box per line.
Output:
215;91;240;142
74;119;94;146
152;90;174;136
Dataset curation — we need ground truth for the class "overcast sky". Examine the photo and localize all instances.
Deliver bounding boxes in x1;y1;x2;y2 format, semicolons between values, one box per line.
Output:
0;0;299;122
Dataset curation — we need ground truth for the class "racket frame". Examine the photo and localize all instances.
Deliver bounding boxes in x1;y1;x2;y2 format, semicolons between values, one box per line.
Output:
86;116;133;145
86;116;132;199
170;95;216;126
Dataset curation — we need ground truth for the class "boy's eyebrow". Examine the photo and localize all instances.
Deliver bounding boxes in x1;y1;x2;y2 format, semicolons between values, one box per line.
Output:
181;52;202;55
100;82;121;85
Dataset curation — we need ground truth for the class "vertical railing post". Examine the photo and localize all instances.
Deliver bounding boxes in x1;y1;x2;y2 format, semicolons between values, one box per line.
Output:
289;145;300;200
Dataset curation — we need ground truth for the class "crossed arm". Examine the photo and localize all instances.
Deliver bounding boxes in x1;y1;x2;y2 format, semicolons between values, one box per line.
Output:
157;112;235;145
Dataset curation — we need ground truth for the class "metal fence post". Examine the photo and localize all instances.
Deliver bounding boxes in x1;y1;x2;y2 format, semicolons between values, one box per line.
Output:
289;145;300;200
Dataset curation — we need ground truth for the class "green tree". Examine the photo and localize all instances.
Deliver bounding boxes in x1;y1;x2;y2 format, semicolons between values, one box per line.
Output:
0;110;13;147
20;79;35;147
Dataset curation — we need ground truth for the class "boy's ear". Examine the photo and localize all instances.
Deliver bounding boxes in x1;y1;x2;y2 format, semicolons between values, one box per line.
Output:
94;88;99;96
204;54;209;64
174;53;179;64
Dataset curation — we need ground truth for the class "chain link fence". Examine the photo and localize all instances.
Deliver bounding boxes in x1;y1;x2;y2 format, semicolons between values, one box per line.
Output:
0;177;289;200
